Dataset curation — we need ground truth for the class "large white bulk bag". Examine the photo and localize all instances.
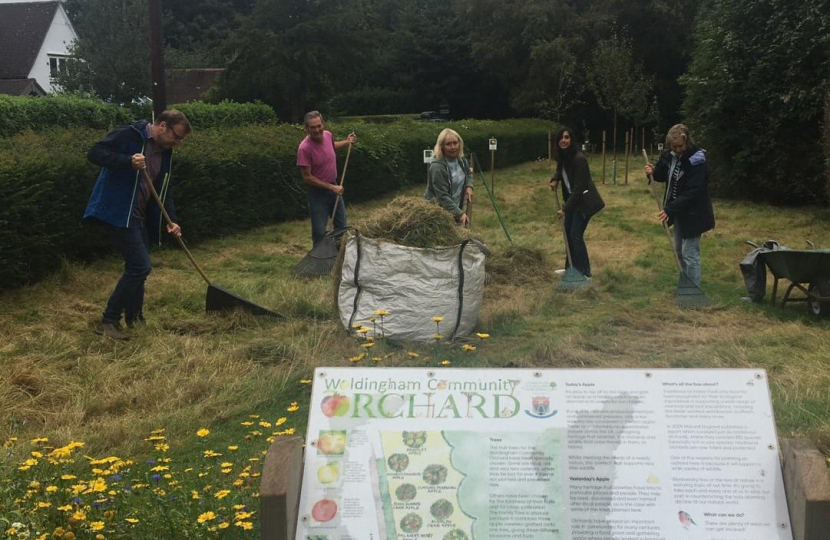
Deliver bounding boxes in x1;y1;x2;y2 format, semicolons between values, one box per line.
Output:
338;233;487;342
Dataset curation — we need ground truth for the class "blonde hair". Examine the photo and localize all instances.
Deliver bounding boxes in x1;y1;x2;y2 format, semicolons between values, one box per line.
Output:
666;123;694;147
433;128;465;160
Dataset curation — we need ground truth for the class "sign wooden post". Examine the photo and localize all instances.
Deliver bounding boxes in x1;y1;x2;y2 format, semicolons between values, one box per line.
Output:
489;137;497;196
601;130;606;185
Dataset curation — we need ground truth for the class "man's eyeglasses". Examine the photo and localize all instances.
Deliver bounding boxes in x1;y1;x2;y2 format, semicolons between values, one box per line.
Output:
166;124;186;142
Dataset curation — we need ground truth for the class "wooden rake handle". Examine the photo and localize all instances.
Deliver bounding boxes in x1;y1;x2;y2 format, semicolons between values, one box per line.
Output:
329;141;353;225
641;149;683;270
141;168;211;285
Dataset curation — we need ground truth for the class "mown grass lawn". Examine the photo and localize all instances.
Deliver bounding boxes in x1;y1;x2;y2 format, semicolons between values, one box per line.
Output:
1;155;828;538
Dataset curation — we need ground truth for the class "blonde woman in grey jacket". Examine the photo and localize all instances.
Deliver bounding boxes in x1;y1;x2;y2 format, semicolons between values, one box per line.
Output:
424;128;473;226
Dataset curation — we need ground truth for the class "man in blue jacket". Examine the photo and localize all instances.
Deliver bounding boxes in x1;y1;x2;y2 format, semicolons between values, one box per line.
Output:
84;110;192;340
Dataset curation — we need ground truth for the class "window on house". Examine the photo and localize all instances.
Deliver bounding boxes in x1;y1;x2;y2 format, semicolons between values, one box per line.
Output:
48;55;71;79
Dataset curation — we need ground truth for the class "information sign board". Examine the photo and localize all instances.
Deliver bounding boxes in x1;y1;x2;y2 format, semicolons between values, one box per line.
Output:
296;368;792;540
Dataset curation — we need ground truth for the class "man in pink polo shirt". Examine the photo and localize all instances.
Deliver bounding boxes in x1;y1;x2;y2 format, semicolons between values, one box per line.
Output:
297;111;356;246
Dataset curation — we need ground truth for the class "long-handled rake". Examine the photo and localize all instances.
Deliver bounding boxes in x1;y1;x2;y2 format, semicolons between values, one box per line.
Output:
291;143;353;278
141;169;281;317
641;149;711;308
470;152;512;243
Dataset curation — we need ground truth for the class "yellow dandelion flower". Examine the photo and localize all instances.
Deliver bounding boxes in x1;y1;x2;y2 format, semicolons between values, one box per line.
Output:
191;490;200;499
407;351;419;358
462;344;476;351
64;533;75;540
221;468;232;474
431;316;443;323
432;334;443;341
351;323;363;329
69;510;86;522
89;522;104;531
60;475;76;480
348;355;363;362
31;451;43;459
45;485;58;493
233;479;244;487
259;421;272;428
368;316;377;322
30;437;49;444
361;342;375;349
227;445;238;451
196;428;210;437
287;402;299;412
372;357;382;362
240;421;254;426
203;450;222;458
37;501;52;508
275;417;287;426
357;328;370;334
235;521;254;530
57;505;72;511
233;505;246;510
218;522;230;529
299;379;312;384
214;489;231;499
150;428;165;434
197;511;216;523
149;465;168;472
154;443;169;452
144;435;165;441
96;535;104;540
475;332;490;339
235;511;255;520
441;360;451;365
29;480;41;489
125;518;139;524
376;310;390;316
221;462;233;468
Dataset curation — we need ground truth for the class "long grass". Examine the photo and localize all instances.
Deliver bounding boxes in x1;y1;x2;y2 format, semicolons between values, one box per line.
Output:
1;155;829;535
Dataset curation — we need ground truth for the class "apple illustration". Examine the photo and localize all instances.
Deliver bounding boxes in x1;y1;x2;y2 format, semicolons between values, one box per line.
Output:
317;462;340;484
317;431;347;455
311;499;338;522
321;394;351;417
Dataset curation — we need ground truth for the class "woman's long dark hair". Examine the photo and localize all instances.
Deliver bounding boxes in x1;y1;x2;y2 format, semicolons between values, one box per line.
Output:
553;127;579;164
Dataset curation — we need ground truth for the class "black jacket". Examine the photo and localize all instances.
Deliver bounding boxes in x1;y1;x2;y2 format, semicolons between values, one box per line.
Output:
554;152;605;217
652;146;715;238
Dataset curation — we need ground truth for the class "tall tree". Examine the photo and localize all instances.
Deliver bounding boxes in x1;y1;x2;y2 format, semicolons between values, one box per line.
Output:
683;0;830;203
215;0;371;121
57;0;151;103
587;33;652;154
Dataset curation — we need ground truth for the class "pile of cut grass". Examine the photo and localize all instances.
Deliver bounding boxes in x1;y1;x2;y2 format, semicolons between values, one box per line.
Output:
355;196;474;248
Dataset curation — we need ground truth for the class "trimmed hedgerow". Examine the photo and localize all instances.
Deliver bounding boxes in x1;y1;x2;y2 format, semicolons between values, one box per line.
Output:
0;95;135;137
0;96;277;136
0;118;555;289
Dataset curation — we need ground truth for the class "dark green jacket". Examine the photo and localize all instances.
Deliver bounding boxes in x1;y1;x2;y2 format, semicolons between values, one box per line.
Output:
424;156;473;218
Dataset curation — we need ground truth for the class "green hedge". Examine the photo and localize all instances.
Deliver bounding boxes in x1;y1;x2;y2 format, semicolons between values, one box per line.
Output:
0;118;555;289
0;97;277;136
0;95;135;137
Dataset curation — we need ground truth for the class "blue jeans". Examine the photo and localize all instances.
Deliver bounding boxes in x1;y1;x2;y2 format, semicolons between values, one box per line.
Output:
308;186;347;246
565;211;592;277
102;219;151;324
673;221;702;286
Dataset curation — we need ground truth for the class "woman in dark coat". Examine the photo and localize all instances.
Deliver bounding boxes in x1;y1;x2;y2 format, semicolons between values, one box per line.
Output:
549;127;605;278
644;123;715;286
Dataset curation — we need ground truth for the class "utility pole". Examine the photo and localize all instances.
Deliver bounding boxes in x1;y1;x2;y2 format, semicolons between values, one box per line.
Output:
148;0;166;118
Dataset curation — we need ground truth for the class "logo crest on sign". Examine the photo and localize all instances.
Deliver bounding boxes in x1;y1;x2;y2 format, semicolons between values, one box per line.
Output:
525;396;557;419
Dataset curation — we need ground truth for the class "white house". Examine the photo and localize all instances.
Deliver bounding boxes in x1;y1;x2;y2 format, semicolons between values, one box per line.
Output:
0;0;78;95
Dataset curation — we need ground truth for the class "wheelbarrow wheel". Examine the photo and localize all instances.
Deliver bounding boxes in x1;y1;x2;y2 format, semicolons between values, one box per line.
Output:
807;280;830;318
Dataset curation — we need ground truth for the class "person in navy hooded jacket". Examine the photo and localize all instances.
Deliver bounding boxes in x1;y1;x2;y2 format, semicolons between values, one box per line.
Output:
84;109;192;340
644;123;715;286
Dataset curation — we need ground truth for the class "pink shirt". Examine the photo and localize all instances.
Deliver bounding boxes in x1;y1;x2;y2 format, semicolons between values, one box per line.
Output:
297;130;337;184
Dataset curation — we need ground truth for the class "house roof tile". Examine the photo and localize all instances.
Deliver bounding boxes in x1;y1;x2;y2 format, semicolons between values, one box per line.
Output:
0;1;59;79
